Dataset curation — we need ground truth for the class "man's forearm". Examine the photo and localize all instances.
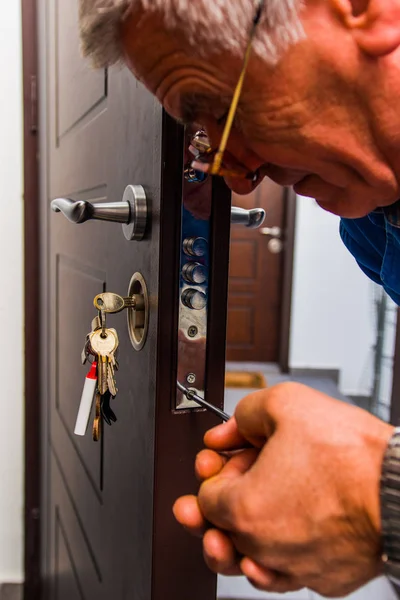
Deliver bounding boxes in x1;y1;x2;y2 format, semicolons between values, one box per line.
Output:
381;428;400;582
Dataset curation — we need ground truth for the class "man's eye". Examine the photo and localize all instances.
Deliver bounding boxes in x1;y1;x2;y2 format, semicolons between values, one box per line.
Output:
216;110;228;125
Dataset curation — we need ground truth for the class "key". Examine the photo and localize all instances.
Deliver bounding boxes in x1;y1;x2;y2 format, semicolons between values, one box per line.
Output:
94;292;143;315
107;358;118;397
91;315;101;330
90;327;118;356
92;392;102;442
97;356;107;395
81;336;90;366
90;328;119;395
81;315;102;365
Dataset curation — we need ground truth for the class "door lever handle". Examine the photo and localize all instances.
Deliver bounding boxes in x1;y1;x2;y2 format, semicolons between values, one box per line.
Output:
51;197;130;224
51;185;148;241
231;207;266;229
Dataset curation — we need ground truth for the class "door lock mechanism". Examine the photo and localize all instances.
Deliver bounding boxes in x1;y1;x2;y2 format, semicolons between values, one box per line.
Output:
93;274;149;352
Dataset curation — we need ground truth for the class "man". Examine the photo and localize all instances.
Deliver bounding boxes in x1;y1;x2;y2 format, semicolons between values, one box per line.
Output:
80;0;400;596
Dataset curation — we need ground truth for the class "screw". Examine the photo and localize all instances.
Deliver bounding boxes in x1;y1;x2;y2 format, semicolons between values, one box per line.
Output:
186;373;197;385
188;326;198;338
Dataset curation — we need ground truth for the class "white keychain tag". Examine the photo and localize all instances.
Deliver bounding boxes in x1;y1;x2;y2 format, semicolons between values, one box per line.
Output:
74;361;98;436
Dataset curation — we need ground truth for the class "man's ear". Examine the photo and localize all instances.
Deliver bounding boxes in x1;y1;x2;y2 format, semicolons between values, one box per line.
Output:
332;0;400;56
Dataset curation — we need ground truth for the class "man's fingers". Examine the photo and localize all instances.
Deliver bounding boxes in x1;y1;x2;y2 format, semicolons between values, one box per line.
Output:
203;529;242;576
205;388;280;452
234;388;280;442
204;418;248;451
195;449;227;482
172;495;207;538
216;448;259;479
198;449;259;530
241;558;301;594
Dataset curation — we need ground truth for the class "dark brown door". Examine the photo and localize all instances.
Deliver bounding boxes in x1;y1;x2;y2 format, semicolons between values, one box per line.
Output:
38;2;230;599
227;179;286;362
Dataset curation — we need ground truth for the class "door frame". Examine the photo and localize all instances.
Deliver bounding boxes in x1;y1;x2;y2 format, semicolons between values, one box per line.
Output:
279;187;297;373
21;0;41;597
391;309;400;425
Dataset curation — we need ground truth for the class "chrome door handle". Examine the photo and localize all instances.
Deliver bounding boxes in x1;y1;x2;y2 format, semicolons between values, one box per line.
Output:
51;185;147;241
260;226;282;238
231;207;266;229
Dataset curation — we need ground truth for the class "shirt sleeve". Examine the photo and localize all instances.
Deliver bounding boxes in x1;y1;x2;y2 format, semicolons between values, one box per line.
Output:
340;216;400;306
79;0;132;68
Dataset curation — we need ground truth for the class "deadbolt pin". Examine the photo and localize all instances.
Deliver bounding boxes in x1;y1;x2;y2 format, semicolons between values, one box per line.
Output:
177;382;231;422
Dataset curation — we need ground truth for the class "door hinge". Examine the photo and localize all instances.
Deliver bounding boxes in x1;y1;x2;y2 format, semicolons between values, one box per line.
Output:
30;75;38;134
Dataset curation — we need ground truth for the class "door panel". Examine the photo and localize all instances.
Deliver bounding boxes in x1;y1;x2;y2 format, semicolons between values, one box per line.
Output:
39;2;231;599
227;179;285;362
56;0;106;137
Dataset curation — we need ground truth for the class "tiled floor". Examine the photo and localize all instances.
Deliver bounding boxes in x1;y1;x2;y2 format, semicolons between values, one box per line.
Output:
218;366;396;600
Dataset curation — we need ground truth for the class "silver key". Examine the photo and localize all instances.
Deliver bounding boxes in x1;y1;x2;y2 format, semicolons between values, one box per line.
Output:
81;337;90;366
81;315;102;365
94;292;143;315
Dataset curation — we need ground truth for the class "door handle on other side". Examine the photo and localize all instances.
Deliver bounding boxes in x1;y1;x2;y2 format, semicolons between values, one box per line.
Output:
260;226;282;238
51;184;148;241
231;206;266;229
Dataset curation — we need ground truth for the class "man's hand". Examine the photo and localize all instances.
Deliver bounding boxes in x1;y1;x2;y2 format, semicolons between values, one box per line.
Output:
173;383;394;597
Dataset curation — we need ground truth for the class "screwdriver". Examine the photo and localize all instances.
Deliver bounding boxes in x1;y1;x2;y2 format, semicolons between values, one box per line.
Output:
177;382;231;422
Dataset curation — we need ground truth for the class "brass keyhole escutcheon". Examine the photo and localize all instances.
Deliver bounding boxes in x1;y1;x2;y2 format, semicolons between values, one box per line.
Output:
127;272;149;351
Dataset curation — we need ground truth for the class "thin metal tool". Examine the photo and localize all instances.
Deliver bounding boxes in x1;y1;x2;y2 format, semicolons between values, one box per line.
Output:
177;382;231;422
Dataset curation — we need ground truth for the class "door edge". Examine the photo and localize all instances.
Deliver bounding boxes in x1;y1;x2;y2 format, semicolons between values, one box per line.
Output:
21;0;41;597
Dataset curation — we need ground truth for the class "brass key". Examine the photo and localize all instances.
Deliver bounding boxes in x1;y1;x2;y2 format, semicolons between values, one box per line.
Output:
92;392;102;442
90;328;119;395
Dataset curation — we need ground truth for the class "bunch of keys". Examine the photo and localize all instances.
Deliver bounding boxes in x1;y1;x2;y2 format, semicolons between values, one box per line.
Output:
75;311;120;441
75;291;144;442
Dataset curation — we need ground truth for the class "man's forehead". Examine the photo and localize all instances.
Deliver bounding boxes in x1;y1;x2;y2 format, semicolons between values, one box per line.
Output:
80;0;305;70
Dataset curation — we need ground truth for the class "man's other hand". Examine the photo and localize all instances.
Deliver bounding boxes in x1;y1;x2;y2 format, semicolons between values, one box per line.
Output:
173;383;394;597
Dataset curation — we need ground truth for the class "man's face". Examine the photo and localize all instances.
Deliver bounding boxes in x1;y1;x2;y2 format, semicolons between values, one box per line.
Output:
121;1;400;218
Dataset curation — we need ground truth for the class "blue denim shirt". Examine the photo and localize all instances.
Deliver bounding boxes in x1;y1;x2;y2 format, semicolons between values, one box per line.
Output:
340;203;400;306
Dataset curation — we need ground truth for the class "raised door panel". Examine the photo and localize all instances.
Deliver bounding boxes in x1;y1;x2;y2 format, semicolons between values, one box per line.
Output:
48;0;109;197
55;0;106;139
227;179;285;362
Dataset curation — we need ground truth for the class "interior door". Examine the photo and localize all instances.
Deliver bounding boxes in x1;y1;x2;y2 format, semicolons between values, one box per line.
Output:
38;2;230;599
227;179;286;362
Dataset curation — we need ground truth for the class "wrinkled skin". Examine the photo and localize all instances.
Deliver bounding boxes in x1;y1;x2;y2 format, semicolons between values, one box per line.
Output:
122;0;400;217
120;0;400;595
174;384;393;596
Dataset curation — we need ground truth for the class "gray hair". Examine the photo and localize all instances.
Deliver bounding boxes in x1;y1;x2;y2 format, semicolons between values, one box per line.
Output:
80;0;304;68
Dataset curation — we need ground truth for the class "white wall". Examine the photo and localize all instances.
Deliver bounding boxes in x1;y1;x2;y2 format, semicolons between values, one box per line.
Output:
289;196;377;396
0;2;24;584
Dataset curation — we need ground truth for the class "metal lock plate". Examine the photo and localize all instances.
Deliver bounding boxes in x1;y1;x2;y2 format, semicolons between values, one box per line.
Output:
176;131;212;410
